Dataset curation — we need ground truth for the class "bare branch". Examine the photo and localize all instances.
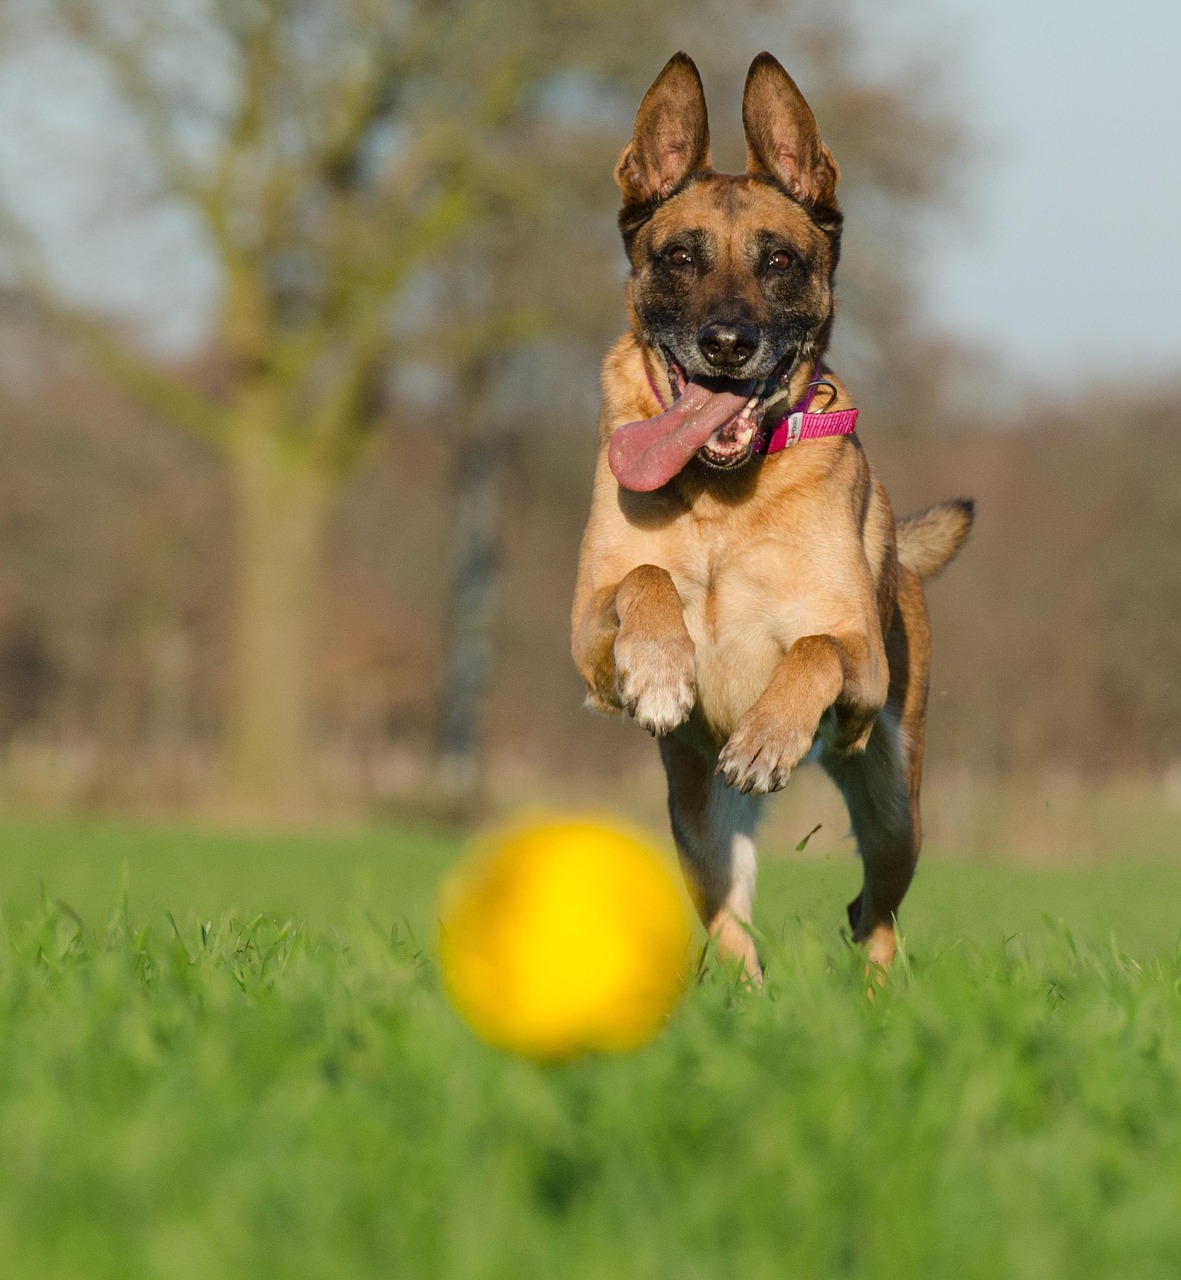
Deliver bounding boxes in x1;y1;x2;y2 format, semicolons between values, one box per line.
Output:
60;309;231;448
211;2;280;247
0;199;228;446
279;180;472;413
59;3;199;197
401;305;553;366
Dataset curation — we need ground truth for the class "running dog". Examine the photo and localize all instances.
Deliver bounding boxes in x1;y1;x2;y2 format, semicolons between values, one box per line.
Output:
571;52;973;977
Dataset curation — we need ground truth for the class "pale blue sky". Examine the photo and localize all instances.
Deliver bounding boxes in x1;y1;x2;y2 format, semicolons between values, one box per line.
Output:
919;0;1181;384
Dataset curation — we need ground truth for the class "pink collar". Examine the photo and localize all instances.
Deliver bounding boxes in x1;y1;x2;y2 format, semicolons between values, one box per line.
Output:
643;360;859;456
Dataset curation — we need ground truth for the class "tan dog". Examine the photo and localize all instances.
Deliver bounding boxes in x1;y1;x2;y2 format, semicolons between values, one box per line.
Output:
571;52;973;978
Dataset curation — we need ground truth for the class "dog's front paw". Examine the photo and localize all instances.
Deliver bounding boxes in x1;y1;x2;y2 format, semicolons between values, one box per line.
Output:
614;629;696;736
717;709;816;794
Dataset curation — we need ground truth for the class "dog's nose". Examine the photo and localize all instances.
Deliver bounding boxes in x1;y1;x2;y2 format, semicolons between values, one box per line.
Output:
697;321;758;371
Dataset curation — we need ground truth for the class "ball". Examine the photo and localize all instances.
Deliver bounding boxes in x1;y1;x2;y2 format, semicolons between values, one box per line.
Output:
438;817;694;1059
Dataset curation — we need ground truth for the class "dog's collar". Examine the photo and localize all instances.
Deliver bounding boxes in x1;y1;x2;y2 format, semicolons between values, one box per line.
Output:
757;370;859;454
643;359;859;456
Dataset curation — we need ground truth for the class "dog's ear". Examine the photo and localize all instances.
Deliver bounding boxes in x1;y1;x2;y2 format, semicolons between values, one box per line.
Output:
742;53;839;211
615;52;711;207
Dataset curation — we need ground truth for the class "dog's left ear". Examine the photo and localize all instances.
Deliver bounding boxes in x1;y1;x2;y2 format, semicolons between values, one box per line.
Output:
615;52;712;207
743;53;839;212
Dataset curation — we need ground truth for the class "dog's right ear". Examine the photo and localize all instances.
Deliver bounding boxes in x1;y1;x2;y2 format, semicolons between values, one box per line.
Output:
615;53;711;208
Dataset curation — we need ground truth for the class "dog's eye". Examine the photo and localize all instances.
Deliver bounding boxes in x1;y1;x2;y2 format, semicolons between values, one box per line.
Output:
666;246;694;268
767;250;793;272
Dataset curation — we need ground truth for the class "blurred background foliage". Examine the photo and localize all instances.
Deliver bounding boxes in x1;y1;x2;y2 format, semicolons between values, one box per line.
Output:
0;0;1177;850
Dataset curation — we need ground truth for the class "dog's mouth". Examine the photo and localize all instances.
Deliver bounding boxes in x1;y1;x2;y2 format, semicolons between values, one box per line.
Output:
608;350;799;492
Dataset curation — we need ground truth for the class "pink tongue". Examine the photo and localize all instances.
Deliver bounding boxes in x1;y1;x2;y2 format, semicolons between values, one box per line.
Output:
608;380;753;492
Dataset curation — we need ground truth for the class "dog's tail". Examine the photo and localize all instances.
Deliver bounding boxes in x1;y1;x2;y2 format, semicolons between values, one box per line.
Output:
896;498;975;581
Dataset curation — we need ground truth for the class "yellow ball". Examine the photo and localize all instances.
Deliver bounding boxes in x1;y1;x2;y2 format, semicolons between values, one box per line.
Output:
438;818;694;1059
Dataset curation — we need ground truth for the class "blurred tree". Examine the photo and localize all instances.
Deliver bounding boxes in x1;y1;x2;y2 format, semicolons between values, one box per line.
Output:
0;0;966;813
0;0;670;809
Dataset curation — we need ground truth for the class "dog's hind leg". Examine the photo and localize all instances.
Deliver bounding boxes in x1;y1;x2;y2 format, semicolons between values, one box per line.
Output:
823;566;931;970
660;734;765;981
823;708;917;970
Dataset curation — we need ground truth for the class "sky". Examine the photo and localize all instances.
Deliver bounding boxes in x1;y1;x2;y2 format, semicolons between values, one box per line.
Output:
916;0;1181;385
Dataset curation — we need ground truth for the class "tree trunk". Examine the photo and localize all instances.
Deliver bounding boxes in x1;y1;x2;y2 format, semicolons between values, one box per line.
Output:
222;426;334;815
435;433;510;812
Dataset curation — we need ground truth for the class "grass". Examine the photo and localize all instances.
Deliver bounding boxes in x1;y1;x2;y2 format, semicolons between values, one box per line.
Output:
0;816;1179;1278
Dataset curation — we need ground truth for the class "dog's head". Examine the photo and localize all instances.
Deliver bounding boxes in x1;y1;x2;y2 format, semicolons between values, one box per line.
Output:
610;53;843;490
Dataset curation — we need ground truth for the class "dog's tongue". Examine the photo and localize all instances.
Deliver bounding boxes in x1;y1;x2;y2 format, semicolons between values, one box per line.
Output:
608;379;753;492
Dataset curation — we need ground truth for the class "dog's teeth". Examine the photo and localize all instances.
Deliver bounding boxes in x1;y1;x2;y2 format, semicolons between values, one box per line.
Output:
760;385;792;412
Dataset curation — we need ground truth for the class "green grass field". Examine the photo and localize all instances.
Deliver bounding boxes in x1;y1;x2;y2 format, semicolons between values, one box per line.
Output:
1;817;1180;1279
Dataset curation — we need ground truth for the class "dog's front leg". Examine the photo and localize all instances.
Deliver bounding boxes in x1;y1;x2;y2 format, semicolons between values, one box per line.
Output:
718;633;885;793
572;564;696;735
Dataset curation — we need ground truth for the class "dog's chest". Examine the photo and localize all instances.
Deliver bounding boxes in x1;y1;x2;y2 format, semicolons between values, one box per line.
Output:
668;530;832;738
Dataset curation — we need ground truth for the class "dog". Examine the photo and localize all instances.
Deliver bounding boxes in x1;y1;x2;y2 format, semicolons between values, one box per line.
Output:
571;52;973;978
